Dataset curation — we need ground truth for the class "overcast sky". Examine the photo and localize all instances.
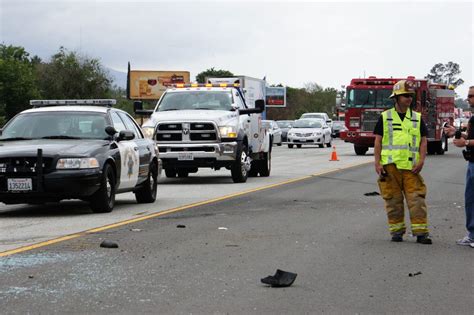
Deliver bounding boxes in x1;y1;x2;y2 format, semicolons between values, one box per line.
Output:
1;0;473;97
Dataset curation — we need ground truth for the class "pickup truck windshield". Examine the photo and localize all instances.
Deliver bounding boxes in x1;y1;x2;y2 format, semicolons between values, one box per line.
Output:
157;91;233;111
346;89;393;108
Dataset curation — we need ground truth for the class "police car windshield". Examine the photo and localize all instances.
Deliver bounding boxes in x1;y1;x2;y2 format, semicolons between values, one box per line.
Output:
346;89;393;108
0;112;109;140
157;91;233;111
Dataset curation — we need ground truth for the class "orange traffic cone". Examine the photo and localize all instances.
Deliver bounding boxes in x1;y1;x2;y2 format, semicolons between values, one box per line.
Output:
329;145;339;161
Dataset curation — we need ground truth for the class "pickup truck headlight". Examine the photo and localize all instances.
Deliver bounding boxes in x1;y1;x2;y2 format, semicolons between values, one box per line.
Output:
219;126;238;138
57;158;99;169
142;127;155;139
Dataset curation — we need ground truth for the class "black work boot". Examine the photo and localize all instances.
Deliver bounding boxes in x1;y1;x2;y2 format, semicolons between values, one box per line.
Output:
391;235;403;242
416;235;432;245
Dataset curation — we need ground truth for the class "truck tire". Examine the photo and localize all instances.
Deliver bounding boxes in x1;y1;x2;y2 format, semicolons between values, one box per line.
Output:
90;163;116;213
135;162;158;203
288;144;294;148
258;151;271;177
177;170;189;178
354;145;368;156
165;168;177;178
231;143;250;183
297;144;302;148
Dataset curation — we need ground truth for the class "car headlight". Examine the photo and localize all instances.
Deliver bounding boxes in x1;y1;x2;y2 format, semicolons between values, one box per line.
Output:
314;132;322;136
219;126;238;138
142;126;155;139
56;158;99;169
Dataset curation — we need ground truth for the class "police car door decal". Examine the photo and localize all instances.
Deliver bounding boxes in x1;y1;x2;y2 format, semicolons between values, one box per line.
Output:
117;141;139;190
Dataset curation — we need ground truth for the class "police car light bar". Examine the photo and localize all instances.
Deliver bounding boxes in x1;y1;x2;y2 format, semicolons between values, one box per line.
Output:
29;99;117;107
172;83;241;89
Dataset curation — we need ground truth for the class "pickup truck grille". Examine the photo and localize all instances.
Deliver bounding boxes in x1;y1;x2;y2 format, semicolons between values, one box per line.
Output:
362;110;382;132
156;122;218;142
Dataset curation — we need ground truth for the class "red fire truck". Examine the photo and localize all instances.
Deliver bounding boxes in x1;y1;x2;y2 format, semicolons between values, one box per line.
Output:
340;76;455;155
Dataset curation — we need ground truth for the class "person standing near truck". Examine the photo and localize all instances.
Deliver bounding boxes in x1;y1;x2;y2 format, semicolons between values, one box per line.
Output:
444;86;474;246
373;80;432;244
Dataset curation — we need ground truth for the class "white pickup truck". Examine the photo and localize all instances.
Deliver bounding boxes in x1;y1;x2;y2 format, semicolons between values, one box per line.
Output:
135;82;271;183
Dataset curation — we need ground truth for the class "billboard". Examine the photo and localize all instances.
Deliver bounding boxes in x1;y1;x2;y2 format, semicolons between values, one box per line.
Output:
128;70;190;100
265;87;286;107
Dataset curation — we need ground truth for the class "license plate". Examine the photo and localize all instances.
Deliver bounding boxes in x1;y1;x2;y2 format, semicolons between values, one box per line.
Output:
7;178;33;191
177;152;194;161
299;139;306;142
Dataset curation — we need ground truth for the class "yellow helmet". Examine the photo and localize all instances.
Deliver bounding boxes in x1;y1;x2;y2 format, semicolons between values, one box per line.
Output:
389;80;416;98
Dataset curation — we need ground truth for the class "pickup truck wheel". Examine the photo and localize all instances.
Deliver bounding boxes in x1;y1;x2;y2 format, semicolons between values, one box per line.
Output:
288;144;294;148
297;144;302;148
177;170;189;178
165;168;177;178
135;162;158;203
90;163;116;213
231;143;249;183
248;161;259;177
258;151;271;177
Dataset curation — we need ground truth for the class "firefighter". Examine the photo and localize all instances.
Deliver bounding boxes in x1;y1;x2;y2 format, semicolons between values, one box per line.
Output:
373;80;432;244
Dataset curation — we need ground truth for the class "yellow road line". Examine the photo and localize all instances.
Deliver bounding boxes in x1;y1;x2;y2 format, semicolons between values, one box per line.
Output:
0;161;371;257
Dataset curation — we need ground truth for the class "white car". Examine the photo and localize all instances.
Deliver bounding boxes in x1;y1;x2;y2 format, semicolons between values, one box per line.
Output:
262;120;282;146
287;119;332;148
300;112;333;128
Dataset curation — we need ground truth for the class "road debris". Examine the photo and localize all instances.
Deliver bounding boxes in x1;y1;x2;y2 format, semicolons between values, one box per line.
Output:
261;269;297;287
176;224;186;228
408;271;422;277
100;240;119;248
130;228;142;232
364;191;380;196
218;227;228;230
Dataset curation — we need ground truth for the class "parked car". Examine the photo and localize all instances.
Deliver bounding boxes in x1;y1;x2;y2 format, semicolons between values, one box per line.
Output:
331;120;348;138
262;120;282;146
287;119;332;148
0;99;161;213
276;120;294;142
300;112;333;128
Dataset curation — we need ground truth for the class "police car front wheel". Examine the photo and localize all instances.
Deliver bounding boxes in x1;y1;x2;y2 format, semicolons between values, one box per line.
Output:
90;163;116;213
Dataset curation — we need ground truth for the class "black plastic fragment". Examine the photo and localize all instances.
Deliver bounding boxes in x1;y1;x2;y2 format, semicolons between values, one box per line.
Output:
177;224;186;228
100;240;119;248
261;269;297;287
364;191;380;196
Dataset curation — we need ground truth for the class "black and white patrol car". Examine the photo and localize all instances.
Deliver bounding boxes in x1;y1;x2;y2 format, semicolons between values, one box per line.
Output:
0;99;161;213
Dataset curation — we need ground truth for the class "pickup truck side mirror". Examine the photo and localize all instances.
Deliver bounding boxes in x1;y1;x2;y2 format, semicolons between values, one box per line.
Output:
134;101;154;116
238;99;265;115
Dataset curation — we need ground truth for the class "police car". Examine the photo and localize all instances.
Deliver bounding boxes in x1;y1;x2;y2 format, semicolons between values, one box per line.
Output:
0;99;161;213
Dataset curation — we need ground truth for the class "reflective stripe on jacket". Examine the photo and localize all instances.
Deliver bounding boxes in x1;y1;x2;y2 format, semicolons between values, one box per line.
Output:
381;108;421;170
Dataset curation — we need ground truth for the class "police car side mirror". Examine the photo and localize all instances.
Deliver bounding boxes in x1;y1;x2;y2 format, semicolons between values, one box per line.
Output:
105;126;117;136
118;130;135;141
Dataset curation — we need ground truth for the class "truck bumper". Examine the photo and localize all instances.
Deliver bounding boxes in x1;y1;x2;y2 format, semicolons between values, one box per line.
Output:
158;142;238;161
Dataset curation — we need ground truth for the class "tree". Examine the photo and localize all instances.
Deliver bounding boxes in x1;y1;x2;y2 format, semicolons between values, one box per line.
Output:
35;47;112;99
0;44;40;121
195;67;234;83
425;62;464;88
